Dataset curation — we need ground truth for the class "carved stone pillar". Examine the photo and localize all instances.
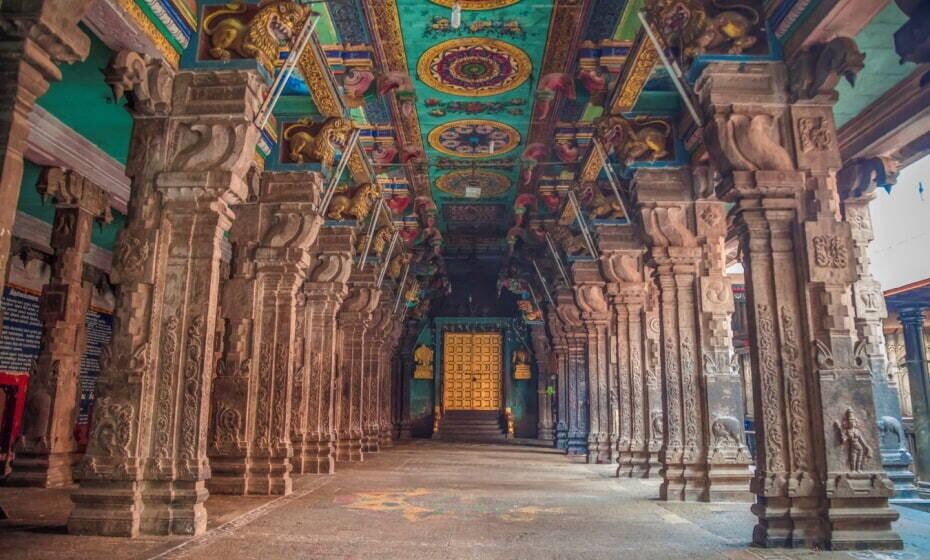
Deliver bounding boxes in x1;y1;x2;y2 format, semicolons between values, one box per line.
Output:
208;172;322;495
635;170;707;502
335;271;380;462
69;64;264;537
573;263;611;464
396;321;419;440
643;280;663;477
599;227;649;477
547;308;569;450
362;294;391;453
380;320;402;447
301;226;354;473
898;308;930;497
0;1;91;287
697;52;901;548
694;171;753;502
839;158;917;499
530;324;555;441
8;169;111;487
555;287;587;456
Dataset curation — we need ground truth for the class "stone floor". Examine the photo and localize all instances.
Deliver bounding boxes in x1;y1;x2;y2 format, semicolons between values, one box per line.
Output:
2;441;930;559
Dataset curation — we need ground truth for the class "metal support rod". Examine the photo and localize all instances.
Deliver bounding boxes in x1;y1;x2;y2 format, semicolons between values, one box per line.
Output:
377;230;400;288
358;197;385;270
255;10;321;129
567;190;599;258
393;263;411;314
637;11;703;127
320;128;361;216
593;139;630;219
532;259;555;306
545;233;571;287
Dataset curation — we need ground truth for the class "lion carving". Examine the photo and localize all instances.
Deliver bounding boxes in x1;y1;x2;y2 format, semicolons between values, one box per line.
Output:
594;116;671;165
284;117;355;172
203;1;308;67
327;182;382;222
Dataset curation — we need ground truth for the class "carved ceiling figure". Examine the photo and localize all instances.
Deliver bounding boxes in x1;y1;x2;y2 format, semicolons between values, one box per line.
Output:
203;1;309;69
284;117;356;171
594;116;671;165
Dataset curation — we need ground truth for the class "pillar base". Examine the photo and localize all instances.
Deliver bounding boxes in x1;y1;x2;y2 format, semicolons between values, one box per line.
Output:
334;437;364;462
825;497;902;551
362;431;380;453
140;480;209;536
246;456;293;495
706;463;754;502
537;427;555;441
6;450;75;487
69;479;145;537
660;463;708;501
379;428;394;448
751;494;823;549
206;455;250;495
627;451;651;478
299;435;335;474
566;433;587;456
643;451;661;478
615;450;634;477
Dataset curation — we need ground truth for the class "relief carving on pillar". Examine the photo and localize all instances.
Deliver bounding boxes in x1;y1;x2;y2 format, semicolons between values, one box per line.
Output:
709;415;750;463
804;220;856;284
833;408;873;472
755;304;786;473
704;113;795;173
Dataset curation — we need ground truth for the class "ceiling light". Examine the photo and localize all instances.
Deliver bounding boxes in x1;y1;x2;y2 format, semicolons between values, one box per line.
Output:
451;1;462;29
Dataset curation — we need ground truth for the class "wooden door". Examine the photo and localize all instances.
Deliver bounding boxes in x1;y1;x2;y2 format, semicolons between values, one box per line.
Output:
442;333;501;410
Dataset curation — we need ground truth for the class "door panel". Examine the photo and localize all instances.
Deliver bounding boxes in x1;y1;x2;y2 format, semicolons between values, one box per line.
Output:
443;332;501;410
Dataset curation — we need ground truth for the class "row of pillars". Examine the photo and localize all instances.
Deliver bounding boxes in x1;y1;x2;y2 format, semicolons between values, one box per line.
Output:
0;25;407;536
535;53;930;550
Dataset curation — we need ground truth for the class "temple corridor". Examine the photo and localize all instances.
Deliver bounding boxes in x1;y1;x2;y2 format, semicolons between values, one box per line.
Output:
2;441;930;560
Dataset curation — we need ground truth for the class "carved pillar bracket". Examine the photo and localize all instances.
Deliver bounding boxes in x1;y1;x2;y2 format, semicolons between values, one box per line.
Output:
9;168;112;487
208;171;323;497
573;261;611;464
696;52;901;550
301;225;355;473
598;226;649;477
70;65;264;538
0;0;92;288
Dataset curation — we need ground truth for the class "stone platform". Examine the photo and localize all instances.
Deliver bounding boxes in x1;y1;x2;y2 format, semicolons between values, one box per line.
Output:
2;441;930;559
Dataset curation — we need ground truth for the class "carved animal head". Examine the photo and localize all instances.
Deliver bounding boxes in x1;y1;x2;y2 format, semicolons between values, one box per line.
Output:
594;116;633;151
319;117;356;152
244;2;309;61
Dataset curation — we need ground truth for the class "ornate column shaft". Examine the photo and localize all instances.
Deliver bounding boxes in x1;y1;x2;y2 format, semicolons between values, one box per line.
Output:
362;295;390;453
380;320;402;447
635;169;707;502
70;64;264;537
695;173;753;502
547;309;570;449
0;0;90;287
9;168;111;487
397;321;419;440
530;323;555;441
574;261;611;464
898;308;930;496
643;280;663;476
599;227;649;477
839;158;917;498
335;271;380;462
697;51;900;548
209;172;322;495
555;287;587;456
301;226;354;473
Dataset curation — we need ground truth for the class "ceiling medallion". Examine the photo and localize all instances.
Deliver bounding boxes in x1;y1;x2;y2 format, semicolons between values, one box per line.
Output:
435;170;512;198
428;119;521;158
417;38;532;96
429;0;523;10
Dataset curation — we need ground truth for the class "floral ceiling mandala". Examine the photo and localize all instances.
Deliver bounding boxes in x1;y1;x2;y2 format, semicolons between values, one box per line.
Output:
435;170;512;198
428;119;521;157
417;38;532;96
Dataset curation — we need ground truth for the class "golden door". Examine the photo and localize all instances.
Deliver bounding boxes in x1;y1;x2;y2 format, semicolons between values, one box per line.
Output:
442;333;502;410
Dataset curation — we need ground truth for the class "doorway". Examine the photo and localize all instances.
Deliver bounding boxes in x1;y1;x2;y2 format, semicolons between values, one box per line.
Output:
442;333;502;411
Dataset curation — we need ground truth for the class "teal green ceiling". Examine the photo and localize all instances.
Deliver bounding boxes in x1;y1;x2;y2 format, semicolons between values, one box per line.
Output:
396;0;556;231
833;2;916;128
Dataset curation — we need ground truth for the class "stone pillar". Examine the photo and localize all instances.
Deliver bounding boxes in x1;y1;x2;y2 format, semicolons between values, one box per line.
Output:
530;323;555;441
598;227;649;477
573;262;611;464
643;281;663;476
362;294;390;453
898;308;930;497
396;321;419;440
0;0;91;287
694;173;753;502
69;63;264;537
635;170;707;502
208;172;322;495
8;168;111;487
380;319;402;448
839;158;917;499
547;309;569;450
696;52;901;548
300;226;354;473
554;287;587;456
335;271;380;462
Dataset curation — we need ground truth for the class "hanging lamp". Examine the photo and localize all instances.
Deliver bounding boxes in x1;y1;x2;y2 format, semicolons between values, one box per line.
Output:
451;1;462;29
